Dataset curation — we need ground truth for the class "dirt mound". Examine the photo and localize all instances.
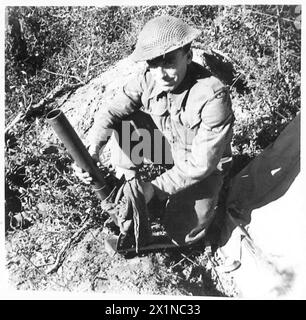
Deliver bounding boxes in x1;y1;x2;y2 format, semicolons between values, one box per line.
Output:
40;57;145;146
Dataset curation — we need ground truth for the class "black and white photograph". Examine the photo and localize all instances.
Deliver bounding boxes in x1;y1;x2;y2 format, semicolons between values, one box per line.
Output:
2;1;304;302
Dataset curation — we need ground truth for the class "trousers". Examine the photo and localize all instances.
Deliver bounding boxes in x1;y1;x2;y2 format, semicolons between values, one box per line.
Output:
107;111;224;245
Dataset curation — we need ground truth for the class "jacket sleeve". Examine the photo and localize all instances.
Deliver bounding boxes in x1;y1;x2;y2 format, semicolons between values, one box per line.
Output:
86;70;146;155
151;86;234;197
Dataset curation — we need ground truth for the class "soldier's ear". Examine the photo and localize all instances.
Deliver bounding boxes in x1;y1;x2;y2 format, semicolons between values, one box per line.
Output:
186;49;193;64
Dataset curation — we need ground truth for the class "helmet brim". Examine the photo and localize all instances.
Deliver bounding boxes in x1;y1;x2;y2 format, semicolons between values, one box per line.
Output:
130;28;201;62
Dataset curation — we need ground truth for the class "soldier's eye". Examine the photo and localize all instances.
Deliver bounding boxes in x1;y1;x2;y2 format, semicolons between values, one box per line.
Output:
147;61;158;68
147;54;176;69
147;56;163;68
163;60;174;67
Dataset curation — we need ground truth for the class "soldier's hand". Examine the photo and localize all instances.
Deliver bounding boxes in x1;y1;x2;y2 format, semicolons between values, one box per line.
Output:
71;143;103;184
71;162;91;184
71;160;103;185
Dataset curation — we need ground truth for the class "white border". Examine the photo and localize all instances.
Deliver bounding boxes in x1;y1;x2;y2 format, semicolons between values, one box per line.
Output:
1;0;304;300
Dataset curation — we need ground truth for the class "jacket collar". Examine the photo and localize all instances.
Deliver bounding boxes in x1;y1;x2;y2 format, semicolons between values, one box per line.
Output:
148;62;210;111
172;63;197;95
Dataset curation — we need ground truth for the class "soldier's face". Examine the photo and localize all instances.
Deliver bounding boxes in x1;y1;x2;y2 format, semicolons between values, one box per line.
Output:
147;48;192;92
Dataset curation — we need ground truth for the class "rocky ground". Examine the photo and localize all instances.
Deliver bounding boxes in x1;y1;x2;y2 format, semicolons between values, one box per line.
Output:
5;220;238;296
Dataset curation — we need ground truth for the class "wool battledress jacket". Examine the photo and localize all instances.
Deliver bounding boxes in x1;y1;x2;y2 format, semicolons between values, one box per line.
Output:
87;61;234;197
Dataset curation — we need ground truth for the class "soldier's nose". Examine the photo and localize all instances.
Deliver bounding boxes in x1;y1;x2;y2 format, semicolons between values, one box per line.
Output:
153;66;167;79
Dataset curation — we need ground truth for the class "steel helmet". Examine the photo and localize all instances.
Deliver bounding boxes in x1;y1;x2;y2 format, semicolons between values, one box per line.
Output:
131;15;201;62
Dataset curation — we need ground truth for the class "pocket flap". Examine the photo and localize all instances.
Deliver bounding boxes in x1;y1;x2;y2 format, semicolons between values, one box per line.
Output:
149;97;168;116
179;110;201;129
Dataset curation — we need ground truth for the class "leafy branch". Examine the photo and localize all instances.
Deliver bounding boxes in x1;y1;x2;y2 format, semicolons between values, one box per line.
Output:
5;82;83;134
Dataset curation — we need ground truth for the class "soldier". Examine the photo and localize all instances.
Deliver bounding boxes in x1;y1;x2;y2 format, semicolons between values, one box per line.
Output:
74;15;234;246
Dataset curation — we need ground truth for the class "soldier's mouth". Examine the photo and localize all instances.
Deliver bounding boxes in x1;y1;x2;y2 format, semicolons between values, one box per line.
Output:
160;81;175;87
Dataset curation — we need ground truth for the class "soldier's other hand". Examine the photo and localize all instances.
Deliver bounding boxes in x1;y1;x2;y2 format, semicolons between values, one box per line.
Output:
140;181;155;204
87;145;100;163
71;160;103;185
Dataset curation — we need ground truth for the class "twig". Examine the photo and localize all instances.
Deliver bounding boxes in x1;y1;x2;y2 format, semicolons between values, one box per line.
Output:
53;165;74;184
88;229;104;246
206;251;226;294
170;256;188;270
247;8;297;24
230;73;244;91
276;6;282;73
210;48;246;76
84;47;93;83
92;60;110;68
64;41;77;54
29;83;83;113
274;110;287;121
46;216;91;274
169;237;200;267
5;82;83;133
179;252;199;267
6;94;32;134
5;112;23;134
285;52;300;59
15;244;70;290
42;68;84;84
211;48;233;62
